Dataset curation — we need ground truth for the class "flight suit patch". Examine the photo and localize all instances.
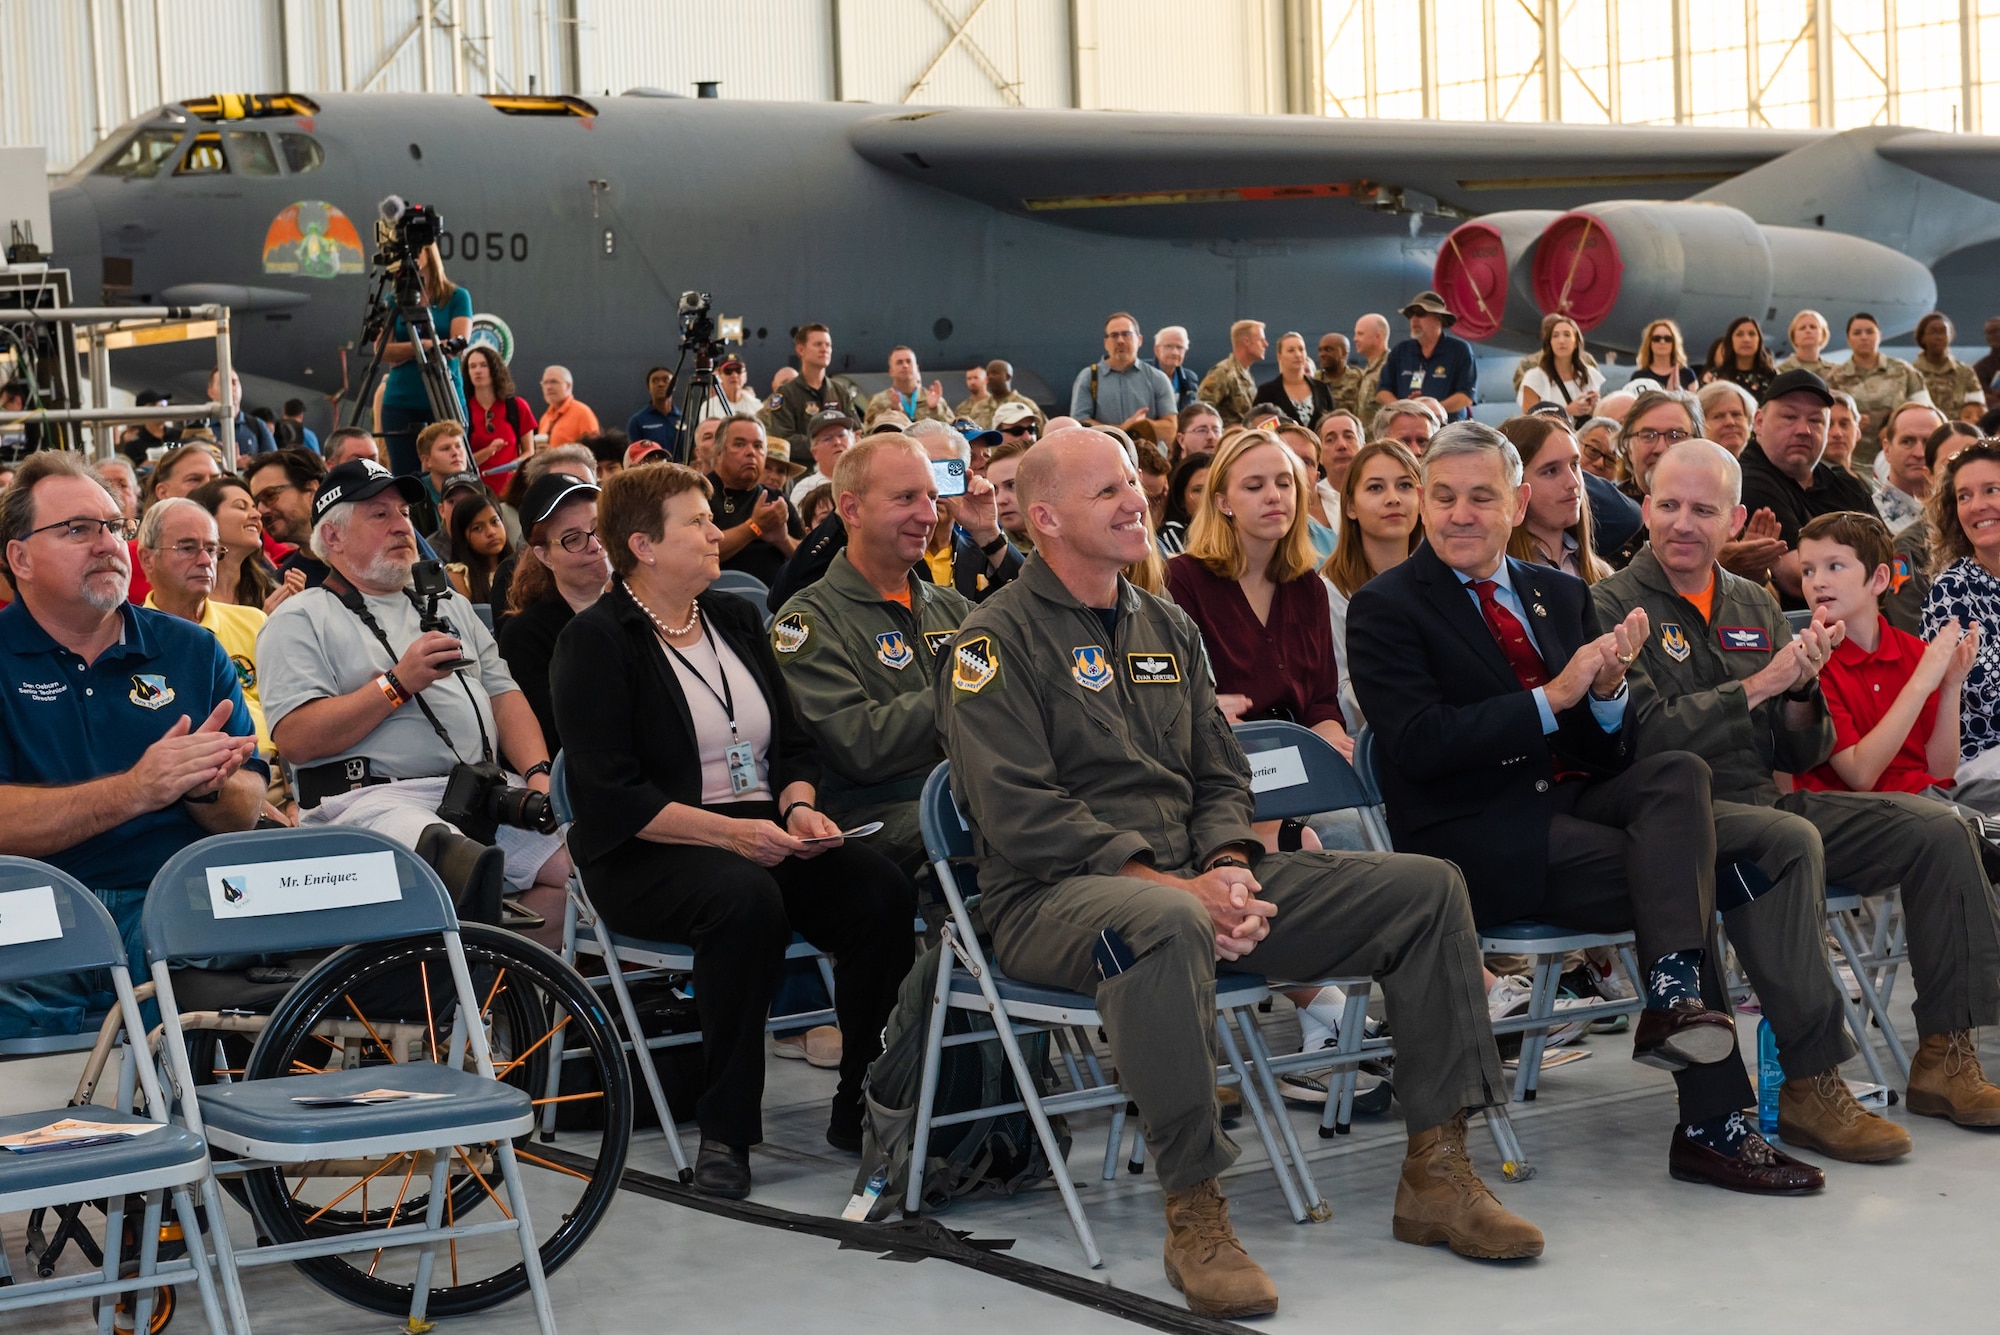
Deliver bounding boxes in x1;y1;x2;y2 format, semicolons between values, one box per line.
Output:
1717;626;1771;652
129;674;176;710
766;393;784;410
922;629;957;656
1071;646;1114;692
1126;651;1181;684
875;630;914;670
1660;624;1690;662
953;636;997;694
772;613;810;654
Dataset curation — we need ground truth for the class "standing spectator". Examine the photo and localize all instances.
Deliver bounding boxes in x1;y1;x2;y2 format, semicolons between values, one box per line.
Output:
195;367;277;459
1156;450;1213;556
1635;319;1701;390
1073;312;1177;441
1696;381;1757;457
498;474;607;755
790;408;855;504
1500;415;1608;582
376;243;471;476
1518;316;1605;422
1377;292;1477;420
863;347;951;427
464;345;538;489
1912;312;1987;424
97;458;140;520
1352;312;1391;409
276;398;320;453
1253;331;1336;429
413;420;470;536
628;366;683;455
1321;441;1422;729
189;476;280;611
1197;319;1268;426
1876;401;1945;534
246;447;330;589
136;497;273;759
954;363;993;425
1153;325;1201;410
983;360;1045;431
761;324;865;462
1702;316;1778;401
1776;310;1837;379
709;416;801;584
1974;317;2000;413
1829;311;1927;464
1317;332;1366;418
698;359;765;421
446;491;514;606
538;365;601;449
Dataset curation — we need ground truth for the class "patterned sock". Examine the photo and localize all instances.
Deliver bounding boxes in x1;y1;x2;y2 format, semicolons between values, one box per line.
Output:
1645;949;1703;1009
1682;1110;1751;1156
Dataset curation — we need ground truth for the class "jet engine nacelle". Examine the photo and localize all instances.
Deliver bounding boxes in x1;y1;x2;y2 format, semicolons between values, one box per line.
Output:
1528;200;1936;354
1431;210;1561;345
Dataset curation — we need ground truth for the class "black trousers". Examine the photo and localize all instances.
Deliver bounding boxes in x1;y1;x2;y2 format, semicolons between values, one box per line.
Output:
586;806;916;1149
1536;751;1757;1123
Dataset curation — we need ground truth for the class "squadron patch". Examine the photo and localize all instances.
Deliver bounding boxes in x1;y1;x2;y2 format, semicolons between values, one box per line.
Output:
766;392;784;411
1071;646;1114;692
875;630;914;670
230;654;257;690
128;674;176;710
1126;651;1182;684
772;613;810;654
922;629;957;656
952;636;997;694
1659;623;1690;663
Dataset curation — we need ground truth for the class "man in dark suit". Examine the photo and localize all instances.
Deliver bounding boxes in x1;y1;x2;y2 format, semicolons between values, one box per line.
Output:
1349;419;1835;1194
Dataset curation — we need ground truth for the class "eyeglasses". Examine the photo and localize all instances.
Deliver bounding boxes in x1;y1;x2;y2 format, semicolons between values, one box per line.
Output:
160;539;224;560
1650;333;1675;344
1629;428;1695;447
1103;330;1137;341
556;526;602;554
251;483;296;508
25;516;139;543
1001;425;1037;437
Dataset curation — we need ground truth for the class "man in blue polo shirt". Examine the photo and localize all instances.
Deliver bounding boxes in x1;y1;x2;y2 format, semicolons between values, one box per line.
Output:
626;365;683;457
1071;311;1177;440
0;452;265;1037
1377;290;1479;422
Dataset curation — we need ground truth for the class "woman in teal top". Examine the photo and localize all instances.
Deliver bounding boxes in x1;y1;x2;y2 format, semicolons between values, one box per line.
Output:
378;244;473;475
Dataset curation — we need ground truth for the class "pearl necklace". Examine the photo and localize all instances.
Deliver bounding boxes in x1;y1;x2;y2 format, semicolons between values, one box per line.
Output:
626;581;700;638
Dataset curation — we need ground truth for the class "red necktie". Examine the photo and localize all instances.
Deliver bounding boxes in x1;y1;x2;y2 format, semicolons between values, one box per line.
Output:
1471;579;1548;690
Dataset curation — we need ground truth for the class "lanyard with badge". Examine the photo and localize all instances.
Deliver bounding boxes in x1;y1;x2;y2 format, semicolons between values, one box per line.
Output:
640;593;759;794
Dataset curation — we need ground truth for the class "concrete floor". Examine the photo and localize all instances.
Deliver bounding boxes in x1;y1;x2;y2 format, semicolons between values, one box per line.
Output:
6;992;1996;1334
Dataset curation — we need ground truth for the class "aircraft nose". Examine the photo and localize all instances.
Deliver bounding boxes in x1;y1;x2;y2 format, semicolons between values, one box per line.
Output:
50;185;103;304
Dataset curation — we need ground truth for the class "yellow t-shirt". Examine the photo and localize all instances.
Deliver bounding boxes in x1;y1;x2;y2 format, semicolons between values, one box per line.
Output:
922;545;954;590
145;595;272;754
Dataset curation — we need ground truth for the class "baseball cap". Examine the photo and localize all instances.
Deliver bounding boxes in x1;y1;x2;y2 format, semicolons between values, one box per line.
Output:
867;410;913;435
992;401;1039;429
521;471;601;526
624;439;669;467
717;357;745;374
438;471;487;503
807;406;858;438
1399;290;1457;324
956;418;1002;451
311;459;426;525
1762;367;1835;407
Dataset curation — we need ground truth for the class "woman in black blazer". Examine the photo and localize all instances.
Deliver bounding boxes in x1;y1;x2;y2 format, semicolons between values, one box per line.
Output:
1252;331;1338;428
551;464;915;1200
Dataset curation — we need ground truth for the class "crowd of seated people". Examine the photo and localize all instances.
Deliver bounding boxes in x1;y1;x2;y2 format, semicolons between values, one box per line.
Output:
11;292;2000;1321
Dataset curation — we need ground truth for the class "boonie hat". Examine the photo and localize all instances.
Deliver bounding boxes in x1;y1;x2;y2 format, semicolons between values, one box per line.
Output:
521;472;601;526
762;438;808;477
1400;290;1457;325
867;410;913;435
312;458;426;525
1761;367;1835;407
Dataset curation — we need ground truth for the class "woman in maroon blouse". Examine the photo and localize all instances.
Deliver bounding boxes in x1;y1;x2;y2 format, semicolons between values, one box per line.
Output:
1166;428;1353;760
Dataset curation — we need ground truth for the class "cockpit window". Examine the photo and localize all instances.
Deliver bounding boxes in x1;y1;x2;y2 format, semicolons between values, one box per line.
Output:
277;133;324;174
174;133;229;175
225;130;280;176
94;128;187;179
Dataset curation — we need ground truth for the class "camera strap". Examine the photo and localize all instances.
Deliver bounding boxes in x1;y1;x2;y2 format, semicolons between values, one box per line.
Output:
323;570;495;765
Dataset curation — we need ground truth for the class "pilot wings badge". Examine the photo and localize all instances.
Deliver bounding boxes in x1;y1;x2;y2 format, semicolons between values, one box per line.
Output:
1071;646;1114;692
1660;623;1690;663
875;630;914;670
952;636;997;694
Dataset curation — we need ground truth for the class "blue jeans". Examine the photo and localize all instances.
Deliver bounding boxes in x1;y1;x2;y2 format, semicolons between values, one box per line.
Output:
0;888;149;1040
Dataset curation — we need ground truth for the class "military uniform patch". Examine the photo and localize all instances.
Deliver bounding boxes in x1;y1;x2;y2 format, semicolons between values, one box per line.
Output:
230;654;257;689
1071;646;1114;692
129;673;176;710
1660;623;1690;662
922;629;957;656
875;630;914;670
772;612;810;654
952;635;997;693
1127;651;1181;684
1717;626;1771;652
766;392;784;410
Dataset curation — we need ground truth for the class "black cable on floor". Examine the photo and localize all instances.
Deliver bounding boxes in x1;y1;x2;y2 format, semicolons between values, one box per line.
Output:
535;1145;1254;1334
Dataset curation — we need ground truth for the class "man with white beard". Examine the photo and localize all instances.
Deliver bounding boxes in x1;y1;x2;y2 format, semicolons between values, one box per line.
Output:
0;451;264;1038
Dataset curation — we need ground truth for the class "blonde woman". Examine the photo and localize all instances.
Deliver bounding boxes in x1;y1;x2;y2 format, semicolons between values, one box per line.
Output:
1321;440;1423;730
1634;318;1699;391
1776;309;1836;379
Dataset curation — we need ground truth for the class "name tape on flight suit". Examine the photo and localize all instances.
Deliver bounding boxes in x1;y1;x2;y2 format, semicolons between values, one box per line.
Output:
1717;626;1771;652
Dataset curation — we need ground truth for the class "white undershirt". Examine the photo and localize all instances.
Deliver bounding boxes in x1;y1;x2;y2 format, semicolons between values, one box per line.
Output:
659;629;774;804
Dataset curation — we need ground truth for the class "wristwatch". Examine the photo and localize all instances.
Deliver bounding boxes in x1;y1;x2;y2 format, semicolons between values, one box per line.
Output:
523;760;552;781
1207;854;1252;872
980;532;1009;557
182;788;219;805
1590;679;1629;703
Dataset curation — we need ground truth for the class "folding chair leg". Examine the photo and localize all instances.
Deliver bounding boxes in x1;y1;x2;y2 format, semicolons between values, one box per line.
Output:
1829;915;1909;1084
195;1171;251;1335
1320;983;1372;1138
904;930;959;1217
1485;1104;1534;1181
1213;1013;1309;1224
594;916;692;1181
1509;956;1558;1103
1234;1009;1331;1221
406;1144;456;1329
126;1191;165;1335
495;1141;559;1335
1128;1131;1147;1176
169;1184;231;1335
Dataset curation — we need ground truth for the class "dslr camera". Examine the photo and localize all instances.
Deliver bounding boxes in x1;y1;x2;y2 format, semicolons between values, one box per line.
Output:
437;761;557;845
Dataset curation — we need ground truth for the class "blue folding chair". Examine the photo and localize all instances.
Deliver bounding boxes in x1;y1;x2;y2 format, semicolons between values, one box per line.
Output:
911;763;1321;1270
544;751;837;1182
710;570;775;627
0;861;235;1335
143;828;555;1335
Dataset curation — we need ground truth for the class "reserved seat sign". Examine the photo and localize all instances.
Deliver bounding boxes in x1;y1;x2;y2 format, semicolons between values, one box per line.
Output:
206;851;403;919
1247;745;1307;794
0;885;63;947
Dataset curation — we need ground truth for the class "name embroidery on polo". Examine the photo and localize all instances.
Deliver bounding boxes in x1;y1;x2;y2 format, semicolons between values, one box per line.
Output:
17;680;67;701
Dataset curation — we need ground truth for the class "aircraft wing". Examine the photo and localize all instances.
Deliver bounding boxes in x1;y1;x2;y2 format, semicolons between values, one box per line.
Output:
1877;131;2000;204
848;108;1823;237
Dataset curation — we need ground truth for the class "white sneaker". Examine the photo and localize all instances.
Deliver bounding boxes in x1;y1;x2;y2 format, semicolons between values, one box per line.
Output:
1488;976;1592;1048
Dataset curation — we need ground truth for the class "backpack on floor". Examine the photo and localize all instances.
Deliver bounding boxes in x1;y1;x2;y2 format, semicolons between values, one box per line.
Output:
851;928;1070;1220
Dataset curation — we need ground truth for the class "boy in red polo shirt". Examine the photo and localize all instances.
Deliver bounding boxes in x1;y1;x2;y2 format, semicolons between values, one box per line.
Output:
1794;511;1986;807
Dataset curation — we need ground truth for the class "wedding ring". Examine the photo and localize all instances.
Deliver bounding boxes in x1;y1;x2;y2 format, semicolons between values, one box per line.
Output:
1617;651;1638;666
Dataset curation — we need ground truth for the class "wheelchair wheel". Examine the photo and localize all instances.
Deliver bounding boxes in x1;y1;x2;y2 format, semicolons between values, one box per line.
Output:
236;924;631;1317
92;1264;175;1334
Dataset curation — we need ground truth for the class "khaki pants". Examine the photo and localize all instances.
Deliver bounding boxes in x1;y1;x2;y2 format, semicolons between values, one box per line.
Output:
982;850;1504;1194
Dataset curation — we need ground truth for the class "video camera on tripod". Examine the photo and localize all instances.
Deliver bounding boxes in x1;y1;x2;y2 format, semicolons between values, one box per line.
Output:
666;291;745;464
343;197;470;435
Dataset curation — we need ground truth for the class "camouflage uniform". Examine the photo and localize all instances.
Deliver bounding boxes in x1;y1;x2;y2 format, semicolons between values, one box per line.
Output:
1826;355;1926;467
1197;357;1258;426
1914;354;1985;422
863;388;953;429
1318;364;1367;419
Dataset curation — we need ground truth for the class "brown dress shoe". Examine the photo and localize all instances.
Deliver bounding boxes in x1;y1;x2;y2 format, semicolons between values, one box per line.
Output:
1631;998;1738;1071
1668;1123;1824;1194
1777;1068;1913;1162
1392;1113;1544;1260
1907;1030;2000;1126
1162;1178;1279;1319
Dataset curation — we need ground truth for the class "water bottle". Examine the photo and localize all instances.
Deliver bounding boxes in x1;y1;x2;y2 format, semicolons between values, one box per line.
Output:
1756;1017;1784;1137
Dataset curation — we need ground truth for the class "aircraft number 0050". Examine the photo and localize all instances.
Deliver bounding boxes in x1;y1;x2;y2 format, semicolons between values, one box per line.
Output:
436;231;530;263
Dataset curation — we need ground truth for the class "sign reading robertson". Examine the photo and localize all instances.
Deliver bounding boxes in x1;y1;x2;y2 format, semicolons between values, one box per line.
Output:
0;885;63;948
206;851;402;920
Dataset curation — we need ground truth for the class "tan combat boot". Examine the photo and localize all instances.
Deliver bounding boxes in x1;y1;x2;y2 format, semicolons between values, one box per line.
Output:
1907;1030;2000;1126
1392;1113;1544;1260
1161;1178;1279;1319
1776;1068;1913;1161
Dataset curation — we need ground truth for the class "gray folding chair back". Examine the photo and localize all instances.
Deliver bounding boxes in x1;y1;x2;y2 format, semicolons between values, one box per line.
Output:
0;860;235;1335
1784;608;1813;634
710;570;775;625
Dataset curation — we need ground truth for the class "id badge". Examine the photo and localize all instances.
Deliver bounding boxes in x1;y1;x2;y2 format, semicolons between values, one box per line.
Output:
724;741;758;795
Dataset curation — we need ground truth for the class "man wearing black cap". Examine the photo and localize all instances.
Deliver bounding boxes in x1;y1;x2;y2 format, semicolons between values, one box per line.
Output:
1377;291;1479;422
1737;368;1877;610
256;459;567;926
